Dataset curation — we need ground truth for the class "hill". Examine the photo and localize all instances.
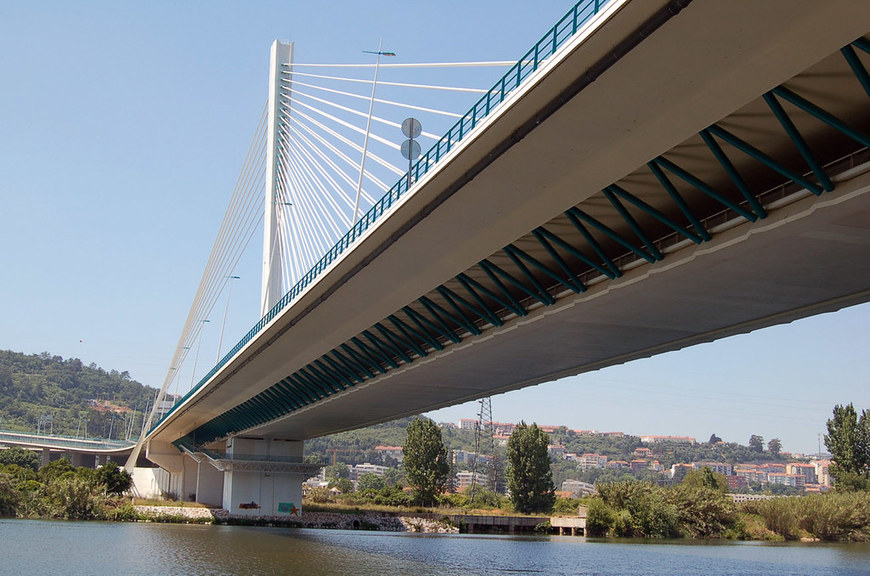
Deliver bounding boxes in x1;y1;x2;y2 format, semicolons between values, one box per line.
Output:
0;350;157;440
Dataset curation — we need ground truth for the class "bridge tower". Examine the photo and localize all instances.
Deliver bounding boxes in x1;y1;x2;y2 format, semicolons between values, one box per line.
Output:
261;40;293;316
207;40;313;518
147;40;314;518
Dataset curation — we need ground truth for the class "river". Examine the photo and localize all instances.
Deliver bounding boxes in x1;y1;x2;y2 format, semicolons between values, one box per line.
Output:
2;519;869;575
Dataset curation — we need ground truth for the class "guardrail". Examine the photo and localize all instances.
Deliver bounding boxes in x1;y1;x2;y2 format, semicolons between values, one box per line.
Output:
153;0;614;432
0;431;136;451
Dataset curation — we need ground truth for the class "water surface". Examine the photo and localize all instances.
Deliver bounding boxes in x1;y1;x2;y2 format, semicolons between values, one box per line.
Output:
2;519;868;575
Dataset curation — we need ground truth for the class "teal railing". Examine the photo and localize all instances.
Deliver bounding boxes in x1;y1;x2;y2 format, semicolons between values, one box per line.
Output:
153;0;613;432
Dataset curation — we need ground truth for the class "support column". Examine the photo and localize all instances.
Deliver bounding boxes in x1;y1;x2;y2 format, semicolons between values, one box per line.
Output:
222;437;307;518
196;460;224;507
145;440;185;500
182;454;198;502
41;448;51;467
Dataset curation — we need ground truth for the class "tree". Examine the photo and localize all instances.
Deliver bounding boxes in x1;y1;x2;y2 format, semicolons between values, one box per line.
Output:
749;435;764;453
324;462;350;481
328;477;353;494
681;468;728;493
0;365;13;394
43;475;106;520
38;458;75;484
594;480;678;538
307;486;331;503
767;438;782;457
708;433;722;444
382;467;403;487
0;447;40;471
95;461;132;495
669;482;735;538
859;409;870;475
357;473;385;493
825;404;870;489
506;422;555;514
403;417;449;506
0;473;19;516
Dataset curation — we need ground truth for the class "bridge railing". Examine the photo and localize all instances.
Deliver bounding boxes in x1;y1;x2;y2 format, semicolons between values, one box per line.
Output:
0;431;135;451
154;0;613;433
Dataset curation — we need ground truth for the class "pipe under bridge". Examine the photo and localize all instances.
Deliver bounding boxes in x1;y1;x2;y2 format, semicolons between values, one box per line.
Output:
141;0;870;514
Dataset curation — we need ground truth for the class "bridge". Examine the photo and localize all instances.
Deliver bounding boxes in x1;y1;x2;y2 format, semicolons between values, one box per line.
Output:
131;0;870;515
0;431;133;468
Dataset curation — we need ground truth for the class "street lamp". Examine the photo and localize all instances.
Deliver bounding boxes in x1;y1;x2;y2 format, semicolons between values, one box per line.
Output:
217;275;241;363
190;319;210;390
353;40;396;224
169;360;183;404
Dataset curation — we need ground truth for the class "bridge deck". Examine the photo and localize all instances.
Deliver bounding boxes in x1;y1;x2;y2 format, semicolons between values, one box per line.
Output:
151;0;870;447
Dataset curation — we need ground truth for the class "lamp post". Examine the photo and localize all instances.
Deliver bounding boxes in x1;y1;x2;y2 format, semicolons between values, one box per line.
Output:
169;360;184;405
352;40;396;224
217;275;240;363
190;319;210;390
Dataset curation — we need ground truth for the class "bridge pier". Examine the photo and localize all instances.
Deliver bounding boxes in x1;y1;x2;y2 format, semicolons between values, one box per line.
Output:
69;452;97;468
145;440;185;500
181;454;198;502
143;436;318;514
221;437;309;518
195;459;223;507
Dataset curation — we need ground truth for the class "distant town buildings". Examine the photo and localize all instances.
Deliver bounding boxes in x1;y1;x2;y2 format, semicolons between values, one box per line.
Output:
694;462;733;476
349;463;388;482
374;445;404;463
451;449;491;468
576;453;608;469
640;435;696;445
561;480;595;497
455;470;489;492
316;419;835;497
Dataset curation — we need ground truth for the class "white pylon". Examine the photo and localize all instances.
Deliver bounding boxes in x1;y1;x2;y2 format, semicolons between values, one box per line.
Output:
262;40;294;317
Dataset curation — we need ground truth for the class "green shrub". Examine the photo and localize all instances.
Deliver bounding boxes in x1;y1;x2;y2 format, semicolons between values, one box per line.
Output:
374;485;412;507
102;500;141;522
798;492;870;542
595;480;678;538
755;497;799;540
0;472;20;517
585;497;616;537
439;492;467;509
0;447;40;472
307;486;331;503
42;475;107;520
466;487;502;510
552;497;583;516
669;485;736;538
96;462;132;495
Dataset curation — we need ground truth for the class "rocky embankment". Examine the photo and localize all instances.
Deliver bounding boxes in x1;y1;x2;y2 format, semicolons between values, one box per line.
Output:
134;506;458;533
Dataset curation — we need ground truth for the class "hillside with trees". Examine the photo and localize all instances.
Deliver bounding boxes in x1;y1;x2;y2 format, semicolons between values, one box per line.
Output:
0;350;157;440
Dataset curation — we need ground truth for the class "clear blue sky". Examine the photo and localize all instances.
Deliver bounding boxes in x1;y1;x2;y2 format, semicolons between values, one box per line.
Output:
1;1;868;455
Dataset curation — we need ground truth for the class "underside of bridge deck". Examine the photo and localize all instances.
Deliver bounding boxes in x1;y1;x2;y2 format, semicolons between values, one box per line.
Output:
149;0;870;449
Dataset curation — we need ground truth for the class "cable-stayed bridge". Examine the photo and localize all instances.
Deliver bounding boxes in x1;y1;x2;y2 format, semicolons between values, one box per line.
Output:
131;0;870;514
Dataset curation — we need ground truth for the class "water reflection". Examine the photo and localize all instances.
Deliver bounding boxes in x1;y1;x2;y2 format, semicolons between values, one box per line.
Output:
3;520;870;576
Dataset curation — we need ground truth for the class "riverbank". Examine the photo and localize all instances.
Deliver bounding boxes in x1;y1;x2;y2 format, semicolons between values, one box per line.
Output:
134;505;459;533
